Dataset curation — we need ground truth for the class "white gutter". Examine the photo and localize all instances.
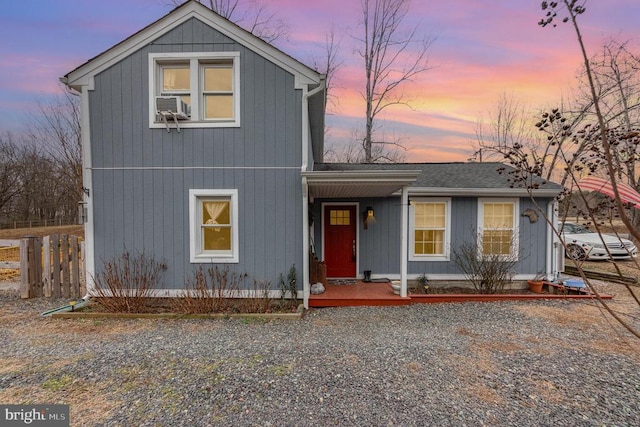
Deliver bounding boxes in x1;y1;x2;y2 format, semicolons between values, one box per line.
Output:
300;79;324;309
302;170;422;183
79;84;95;298
305;79;326;99
300;77;325;172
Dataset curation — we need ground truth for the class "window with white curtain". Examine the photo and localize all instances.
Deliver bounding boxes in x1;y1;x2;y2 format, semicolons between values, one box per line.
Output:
189;189;239;263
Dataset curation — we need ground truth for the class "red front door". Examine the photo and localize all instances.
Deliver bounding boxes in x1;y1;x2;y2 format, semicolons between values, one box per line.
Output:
324;205;357;277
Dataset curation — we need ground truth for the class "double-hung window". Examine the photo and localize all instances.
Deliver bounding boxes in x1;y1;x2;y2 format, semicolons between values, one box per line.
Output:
409;198;450;261
150;52;240;128
478;198;519;259
189;189;239;263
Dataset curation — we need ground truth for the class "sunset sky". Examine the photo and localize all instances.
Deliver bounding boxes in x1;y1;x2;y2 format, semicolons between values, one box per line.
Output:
1;0;638;162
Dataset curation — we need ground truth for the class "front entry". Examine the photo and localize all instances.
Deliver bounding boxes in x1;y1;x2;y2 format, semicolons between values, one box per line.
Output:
323;205;357;277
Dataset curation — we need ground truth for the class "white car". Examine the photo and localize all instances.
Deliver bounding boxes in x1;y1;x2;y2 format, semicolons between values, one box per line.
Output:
561;222;638;261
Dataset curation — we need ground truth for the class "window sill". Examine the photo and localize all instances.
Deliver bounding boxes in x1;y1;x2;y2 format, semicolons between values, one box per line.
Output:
150;120;240;129
409;255;450;262
190;254;239;264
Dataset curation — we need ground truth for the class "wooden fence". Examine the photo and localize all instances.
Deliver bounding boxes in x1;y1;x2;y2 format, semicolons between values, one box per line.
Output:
0;244;20;280
0;218;77;230
20;235;85;299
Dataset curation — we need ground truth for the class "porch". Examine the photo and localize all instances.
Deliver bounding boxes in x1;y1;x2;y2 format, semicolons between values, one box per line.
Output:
308;280;411;307
307;279;613;307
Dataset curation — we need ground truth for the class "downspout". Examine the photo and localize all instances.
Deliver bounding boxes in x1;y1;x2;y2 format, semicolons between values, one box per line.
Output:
79;83;95;299
38;79;92;316
301;78;325;309
57;79;94;304
301;78;326;172
400;185;409;297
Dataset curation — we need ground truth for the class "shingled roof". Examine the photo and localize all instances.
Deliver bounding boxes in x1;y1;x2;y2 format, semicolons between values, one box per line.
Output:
313;162;563;193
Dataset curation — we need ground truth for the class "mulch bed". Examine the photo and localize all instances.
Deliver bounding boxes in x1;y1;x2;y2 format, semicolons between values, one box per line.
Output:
409;286;530;295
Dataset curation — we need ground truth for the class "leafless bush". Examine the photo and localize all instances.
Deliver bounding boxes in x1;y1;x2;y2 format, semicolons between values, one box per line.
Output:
174;266;248;313
278;264;299;308
236;280;273;313
452;234;519;294
92;251;167;313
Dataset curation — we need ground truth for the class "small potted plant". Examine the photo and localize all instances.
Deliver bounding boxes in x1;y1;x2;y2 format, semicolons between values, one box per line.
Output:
527;273;546;293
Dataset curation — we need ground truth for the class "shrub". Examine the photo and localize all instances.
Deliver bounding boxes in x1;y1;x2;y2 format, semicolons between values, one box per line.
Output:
237;280;273;313
452;234;519;294
92;251;167;312
278;264;298;310
175;266;248;314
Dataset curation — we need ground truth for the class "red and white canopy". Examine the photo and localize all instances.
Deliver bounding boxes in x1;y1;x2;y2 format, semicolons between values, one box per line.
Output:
578;176;640;210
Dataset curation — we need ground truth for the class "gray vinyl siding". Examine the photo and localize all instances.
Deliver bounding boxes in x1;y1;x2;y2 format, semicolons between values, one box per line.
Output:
88;18;304;289
313;197;552;278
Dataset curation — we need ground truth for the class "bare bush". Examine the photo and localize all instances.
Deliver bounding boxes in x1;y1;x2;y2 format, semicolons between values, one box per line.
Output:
174;266;248;313
452;234;519;294
92;252;168;313
236;280;273;313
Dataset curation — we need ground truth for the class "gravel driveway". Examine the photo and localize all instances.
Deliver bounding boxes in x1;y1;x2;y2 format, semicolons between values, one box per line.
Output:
1;283;639;426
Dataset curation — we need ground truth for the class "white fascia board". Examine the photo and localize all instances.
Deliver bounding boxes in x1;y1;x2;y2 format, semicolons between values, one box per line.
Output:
406;187;561;198
65;2;321;90
302;170;422;184
189;8;322;88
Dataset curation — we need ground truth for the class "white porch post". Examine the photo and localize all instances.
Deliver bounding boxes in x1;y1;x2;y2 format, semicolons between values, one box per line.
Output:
302;177;310;309
547;199;560;280
400;185;409;297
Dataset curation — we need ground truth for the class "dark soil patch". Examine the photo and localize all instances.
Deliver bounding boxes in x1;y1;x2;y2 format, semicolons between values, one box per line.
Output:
86;297;301;315
409;286;530;295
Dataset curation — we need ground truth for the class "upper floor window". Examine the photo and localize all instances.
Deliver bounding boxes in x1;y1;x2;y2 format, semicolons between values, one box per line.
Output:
149;52;240;129
478;198;519;259
409;198;450;261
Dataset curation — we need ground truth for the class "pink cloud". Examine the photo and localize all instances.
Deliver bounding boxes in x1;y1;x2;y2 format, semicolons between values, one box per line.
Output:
3;0;639;161
0;53;77;95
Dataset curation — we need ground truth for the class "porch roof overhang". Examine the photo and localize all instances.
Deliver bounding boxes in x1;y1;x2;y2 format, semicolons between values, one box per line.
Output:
302;170;421;198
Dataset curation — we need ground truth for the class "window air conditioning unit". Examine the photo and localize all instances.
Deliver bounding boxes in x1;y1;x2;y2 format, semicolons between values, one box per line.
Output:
155;96;189;120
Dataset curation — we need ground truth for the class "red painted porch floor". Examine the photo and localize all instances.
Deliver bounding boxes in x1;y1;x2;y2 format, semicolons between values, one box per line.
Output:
309;281;410;307
308;280;612;307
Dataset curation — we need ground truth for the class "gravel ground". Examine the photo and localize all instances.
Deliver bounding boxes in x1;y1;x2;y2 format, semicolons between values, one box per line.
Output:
1;281;639;427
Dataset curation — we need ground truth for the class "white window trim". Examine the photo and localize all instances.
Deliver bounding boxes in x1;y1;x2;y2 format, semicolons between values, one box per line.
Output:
189;189;239;263
149;52;241;129
477;198;519;260
409;197;451;262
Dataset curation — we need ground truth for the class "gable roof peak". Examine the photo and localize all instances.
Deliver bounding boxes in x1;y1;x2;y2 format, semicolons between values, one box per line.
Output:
63;0;322;91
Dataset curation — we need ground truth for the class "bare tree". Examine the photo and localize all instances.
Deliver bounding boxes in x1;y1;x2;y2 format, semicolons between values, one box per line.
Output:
540;2;640;242
324;134;407;163
357;0;434;163
0;134;66;225
475;39;640;189
26;88;83;216
311;25;343;115
529;0;640;339
168;0;288;43
0;134;26;215
573;40;640;187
